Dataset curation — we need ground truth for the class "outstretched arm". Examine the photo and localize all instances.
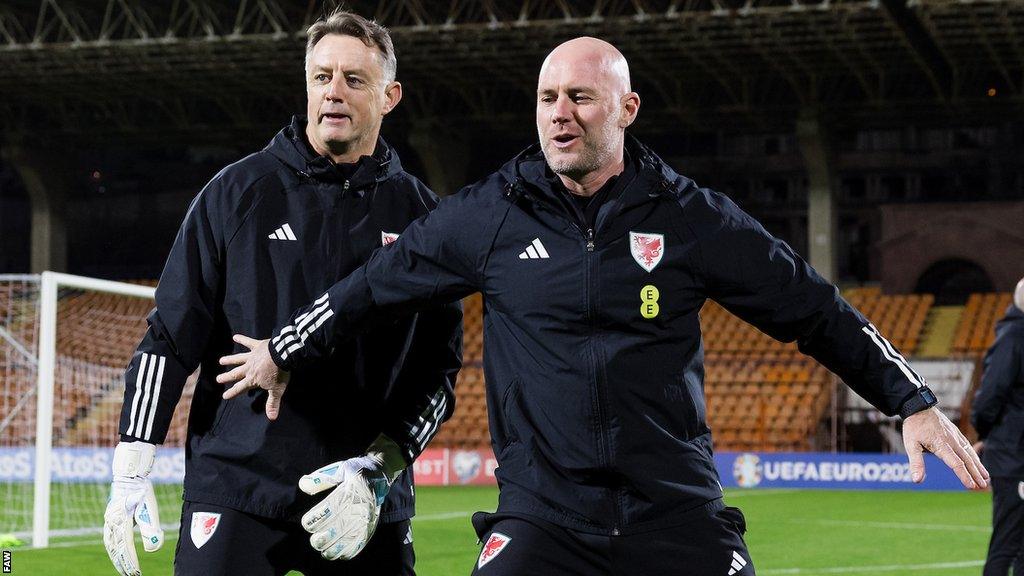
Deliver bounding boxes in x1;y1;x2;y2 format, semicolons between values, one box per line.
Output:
218;190;493;415
689;189;987;489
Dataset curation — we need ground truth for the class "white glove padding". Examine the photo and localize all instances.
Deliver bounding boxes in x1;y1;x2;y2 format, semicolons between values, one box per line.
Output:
299;454;392;561
103;441;164;576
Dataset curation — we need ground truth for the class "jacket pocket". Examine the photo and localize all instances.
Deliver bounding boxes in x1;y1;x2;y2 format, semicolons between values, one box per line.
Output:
663;373;705;441
209;397;235;437
497;379;522;452
717;506;748;536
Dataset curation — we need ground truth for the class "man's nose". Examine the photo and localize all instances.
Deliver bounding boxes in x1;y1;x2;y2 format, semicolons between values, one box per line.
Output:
551;94;572;123
325;76;346;101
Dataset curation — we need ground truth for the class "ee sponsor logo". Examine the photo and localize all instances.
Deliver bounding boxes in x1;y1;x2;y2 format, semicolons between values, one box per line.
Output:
640;284;660;319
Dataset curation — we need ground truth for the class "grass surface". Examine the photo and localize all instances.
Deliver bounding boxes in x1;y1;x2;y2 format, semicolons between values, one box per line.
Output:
2;486;993;575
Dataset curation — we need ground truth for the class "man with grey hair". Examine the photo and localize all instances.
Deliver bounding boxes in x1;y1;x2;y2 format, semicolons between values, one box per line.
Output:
972;277;1024;575
221;36;987;574
101;9;461;576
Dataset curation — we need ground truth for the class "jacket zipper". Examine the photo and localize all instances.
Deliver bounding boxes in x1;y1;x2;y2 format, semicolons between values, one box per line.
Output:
525;191;622;535
325;179;350;276
581;227;621;535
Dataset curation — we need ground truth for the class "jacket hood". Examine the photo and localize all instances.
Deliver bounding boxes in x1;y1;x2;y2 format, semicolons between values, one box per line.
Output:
497;133;694;203
1000;303;1024;324
265;115;403;189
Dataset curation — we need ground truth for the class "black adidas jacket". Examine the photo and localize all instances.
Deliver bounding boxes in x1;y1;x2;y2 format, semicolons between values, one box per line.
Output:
118;116;462;522
268;135;927;535
971;305;1024;478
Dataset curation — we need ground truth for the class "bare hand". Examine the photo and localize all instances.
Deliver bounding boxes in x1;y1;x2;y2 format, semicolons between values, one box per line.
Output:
902;407;989;489
216;335;290;420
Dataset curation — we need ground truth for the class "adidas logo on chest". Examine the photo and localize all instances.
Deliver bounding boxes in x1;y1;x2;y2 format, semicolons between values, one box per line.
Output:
518;238;549;260
268;223;297;241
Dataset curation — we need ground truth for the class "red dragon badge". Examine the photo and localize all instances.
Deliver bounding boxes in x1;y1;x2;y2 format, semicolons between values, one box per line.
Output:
629;231;665;272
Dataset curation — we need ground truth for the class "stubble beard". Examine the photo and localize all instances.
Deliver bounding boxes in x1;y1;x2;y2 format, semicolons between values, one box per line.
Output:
542;119;620;181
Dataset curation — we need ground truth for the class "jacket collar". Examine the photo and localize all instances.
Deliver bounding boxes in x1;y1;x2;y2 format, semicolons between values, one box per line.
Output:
266;115;402;189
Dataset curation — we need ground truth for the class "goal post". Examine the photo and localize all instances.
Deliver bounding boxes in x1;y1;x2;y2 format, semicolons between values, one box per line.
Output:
32;272;155;548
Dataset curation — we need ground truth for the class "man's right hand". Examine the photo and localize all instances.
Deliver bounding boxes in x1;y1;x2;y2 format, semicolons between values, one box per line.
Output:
902;408;988;489
217;334;289;420
103;441;164;576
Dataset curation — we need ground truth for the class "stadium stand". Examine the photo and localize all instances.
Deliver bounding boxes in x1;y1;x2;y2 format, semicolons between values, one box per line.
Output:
0;283;160;448
700;289;939;451
952;292;1014;355
1;282;1014;454
0;281;41;447
431;294;489;448
844;289;933;356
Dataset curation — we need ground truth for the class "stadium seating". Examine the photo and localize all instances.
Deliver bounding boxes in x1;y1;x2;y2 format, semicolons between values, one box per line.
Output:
462;293;484;365
431;365;489;448
844;290;933;356
952;292;1014;355
0;286;154;447
699;289;936;452
1;280;1013;454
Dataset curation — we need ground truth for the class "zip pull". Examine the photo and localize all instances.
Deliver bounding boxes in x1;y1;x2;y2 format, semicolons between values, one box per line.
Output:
342;180;350;197
586;228;595;252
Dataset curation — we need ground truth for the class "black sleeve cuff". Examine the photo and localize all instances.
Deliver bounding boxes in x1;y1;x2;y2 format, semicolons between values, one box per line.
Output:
267;333;291;371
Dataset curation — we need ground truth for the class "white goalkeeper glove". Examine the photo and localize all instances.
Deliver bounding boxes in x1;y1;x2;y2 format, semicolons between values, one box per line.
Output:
299;434;407;561
103;441;164;576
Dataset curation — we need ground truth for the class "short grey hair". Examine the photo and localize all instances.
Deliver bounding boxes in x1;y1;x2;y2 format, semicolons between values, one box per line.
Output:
305;10;397;83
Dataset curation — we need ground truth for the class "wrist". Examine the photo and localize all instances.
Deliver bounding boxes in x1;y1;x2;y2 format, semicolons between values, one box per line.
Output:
366;434;408;484
113;441;156;479
898;386;938;420
267;333;291;371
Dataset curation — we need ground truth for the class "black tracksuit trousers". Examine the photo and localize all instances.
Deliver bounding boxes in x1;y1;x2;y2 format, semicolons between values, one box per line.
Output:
984;477;1024;576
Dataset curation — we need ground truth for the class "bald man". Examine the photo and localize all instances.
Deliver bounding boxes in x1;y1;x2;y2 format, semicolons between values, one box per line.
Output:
219;37;988;575
972;278;1024;575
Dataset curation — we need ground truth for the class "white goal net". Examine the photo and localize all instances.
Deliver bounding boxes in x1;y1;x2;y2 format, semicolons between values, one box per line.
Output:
0;272;192;548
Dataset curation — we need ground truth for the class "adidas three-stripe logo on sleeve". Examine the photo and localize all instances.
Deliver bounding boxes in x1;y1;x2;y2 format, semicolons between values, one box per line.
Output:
125;352;167;442
272;292;334;362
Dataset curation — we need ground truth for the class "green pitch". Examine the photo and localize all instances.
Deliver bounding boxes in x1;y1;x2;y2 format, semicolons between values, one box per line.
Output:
3;486;992;575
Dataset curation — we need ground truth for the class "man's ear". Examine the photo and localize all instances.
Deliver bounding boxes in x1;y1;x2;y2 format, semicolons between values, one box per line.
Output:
382;81;403;115
620;92;640;128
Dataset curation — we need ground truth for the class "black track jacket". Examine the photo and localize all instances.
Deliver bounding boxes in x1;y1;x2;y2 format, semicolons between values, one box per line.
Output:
118;116;463;522
972;305;1024;478
268;135;927;535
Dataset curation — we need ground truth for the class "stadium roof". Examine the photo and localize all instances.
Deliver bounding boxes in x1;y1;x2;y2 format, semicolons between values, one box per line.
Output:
1;0;1022;144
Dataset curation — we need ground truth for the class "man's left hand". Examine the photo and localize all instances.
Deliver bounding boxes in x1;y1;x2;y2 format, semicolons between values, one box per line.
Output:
217;334;289;420
299;455;391;561
902;407;989;489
